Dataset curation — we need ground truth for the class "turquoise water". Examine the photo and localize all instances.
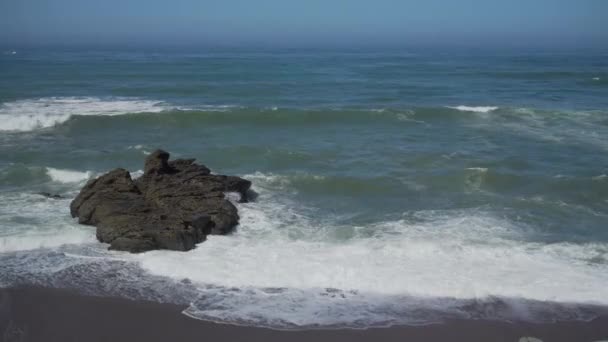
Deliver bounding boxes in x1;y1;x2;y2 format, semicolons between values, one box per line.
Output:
1;47;607;328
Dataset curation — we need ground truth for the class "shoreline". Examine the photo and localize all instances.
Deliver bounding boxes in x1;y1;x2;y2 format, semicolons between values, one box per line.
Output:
1;286;607;342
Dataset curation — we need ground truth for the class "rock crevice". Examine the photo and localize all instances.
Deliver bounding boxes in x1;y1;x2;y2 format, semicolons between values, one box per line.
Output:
70;149;251;253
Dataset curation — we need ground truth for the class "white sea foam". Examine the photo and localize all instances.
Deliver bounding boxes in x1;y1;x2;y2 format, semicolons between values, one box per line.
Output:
466;167;488;172
592;174;607;181
46;167;92;184
0;229;96;253
0;97;166;132
448;105;499;113
244;171;326;191
176;104;240;112
138;206;608;302
1;172;607;327
128;144;145;150
127;145;152;155
592;77;600;81
0;193;96;253
132;174;608;327
468;107;608;151
130;170;144;179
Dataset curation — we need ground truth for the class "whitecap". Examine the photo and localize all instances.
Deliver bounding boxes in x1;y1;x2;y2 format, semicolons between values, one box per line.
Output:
127;145;151;155
448;105;499;113
0;97;167;132
466;167;488;172
242;171;326;191
127;144;145;150
130;170;144;179
176;104;240;112
46;167;92;184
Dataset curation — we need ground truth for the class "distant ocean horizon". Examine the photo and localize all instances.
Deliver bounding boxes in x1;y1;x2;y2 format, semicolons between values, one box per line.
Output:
1;46;607;329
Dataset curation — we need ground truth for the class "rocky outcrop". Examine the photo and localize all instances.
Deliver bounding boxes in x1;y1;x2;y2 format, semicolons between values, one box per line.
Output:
70;150;251;253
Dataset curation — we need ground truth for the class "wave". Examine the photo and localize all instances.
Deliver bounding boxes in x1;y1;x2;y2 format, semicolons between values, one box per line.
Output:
139;212;607;328
0;97;167;132
0;193;97;253
3;162;607;219
243;170;608;208
46;167;92;184
127;144;152;155
0;165;49;187
0;173;607;328
2;194;606;328
55;107;608;139
126;180;608;328
0;164;94;188
1;97;606;136
448;105;499;113
243;171;407;196
44;105;606;153
0;229;96;253
2;245;604;329
38;106;491;132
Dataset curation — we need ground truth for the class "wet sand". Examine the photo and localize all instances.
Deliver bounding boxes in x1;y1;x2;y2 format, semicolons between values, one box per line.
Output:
1;286;607;342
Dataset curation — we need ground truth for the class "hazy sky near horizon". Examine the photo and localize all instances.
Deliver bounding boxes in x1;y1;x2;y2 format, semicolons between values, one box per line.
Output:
1;0;607;47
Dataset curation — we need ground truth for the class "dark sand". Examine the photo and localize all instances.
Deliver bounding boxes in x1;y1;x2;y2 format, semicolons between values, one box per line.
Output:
1;287;607;342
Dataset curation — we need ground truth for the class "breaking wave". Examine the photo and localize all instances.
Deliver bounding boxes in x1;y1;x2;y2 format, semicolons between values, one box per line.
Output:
448;105;499;113
0;97;167;132
0;193;96;253
1;98;605;138
0;169;607;328
46;168;92;184
130;176;608;328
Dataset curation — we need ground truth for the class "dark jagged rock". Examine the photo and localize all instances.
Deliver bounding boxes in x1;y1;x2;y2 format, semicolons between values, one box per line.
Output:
70;150;251;253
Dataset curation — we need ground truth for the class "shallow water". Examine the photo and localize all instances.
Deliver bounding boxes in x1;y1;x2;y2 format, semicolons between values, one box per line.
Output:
1;47;607;328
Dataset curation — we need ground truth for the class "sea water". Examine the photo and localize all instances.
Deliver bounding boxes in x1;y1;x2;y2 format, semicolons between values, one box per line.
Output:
1;46;607;328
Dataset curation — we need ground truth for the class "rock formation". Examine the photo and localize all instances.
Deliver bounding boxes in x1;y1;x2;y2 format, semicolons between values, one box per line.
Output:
70;150;251;253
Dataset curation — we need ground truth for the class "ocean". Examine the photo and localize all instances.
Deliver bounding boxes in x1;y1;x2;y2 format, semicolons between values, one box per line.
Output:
1;46;607;329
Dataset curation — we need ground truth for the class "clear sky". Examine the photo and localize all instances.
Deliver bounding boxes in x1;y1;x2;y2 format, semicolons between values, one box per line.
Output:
1;0;606;47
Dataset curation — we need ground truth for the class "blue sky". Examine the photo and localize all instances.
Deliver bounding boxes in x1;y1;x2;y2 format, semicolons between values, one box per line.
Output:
1;0;606;47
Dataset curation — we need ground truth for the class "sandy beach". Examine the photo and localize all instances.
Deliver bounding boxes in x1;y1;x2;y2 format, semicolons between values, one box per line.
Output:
0;286;606;342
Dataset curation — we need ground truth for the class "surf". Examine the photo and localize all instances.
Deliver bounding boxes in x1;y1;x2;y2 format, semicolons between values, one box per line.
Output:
0;97;167;132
